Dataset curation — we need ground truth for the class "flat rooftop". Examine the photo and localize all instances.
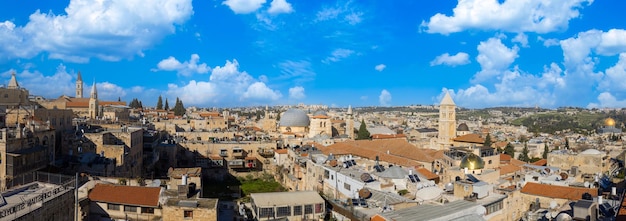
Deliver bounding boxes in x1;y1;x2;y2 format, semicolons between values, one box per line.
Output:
0;182;74;221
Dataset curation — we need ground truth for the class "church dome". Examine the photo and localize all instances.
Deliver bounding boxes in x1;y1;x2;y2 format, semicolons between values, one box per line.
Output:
459;153;485;170
457;123;470;131
313;110;328;116
605;118;616;127
580;149;603;155
279;109;310;127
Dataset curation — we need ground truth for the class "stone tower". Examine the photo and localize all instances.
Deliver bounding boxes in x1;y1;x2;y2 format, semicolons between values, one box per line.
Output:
346;105;354;139
7;71;19;89
89;81;99;119
76;71;83;98
438;91;456;149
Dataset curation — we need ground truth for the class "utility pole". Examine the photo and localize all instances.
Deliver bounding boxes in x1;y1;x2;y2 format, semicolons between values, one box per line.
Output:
75;172;79;221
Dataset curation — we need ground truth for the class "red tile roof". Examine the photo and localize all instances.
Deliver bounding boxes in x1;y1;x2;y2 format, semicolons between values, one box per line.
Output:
453;134;484;144
499;164;521;176
317;139;438;167
532;159;547;166
521;182;597;200
371;134;407;140
88;184;161;207
500;154;512;162
415;167;439;180
275;149;288;154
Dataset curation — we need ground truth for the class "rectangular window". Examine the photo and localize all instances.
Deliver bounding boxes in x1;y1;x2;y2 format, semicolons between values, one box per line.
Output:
315;203;323;213
344;183;351;191
124;205;137;212
304;205;313;214
107;203;120;211
184;210;193;218
324;170;329;179
141;207;155;214
277;206;291;217
259;207;274;218
293;205;302;215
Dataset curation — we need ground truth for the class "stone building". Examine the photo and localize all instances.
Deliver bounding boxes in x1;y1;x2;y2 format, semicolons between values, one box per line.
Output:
80;126;144;178
308;110;332;138
0;172;76;221
88;183;162;220
438;91;456;149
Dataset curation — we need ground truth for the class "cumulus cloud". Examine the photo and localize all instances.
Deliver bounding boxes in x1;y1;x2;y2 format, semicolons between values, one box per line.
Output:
587;92;626;108
421;0;592;35
430;52;470;67
223;0;266;14
379;89;392;106
0;0;193;62
97;82;128;100
288;86;306;99
538;36;560;47
268;0;293;14
242;82;282;100
165;59;282;106
512;33;529;47
473;38;519;83
322;48;355;63
153;54;210;76
1;64;75;97
374;64;386;72
600;53;626;91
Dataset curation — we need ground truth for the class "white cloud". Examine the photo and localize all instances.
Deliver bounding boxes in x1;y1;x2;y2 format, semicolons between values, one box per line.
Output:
379;89;392;106
315;1;363;25
165;59;282;106
512;33;529;47
277;60;316;83
242;82;282;100
473;38;519;83
97;82;127;100
222;0;266;14
153;54;210;76
0;0;193;62
268;0;293;14
288;86;306;99
422;0;592;35
1;64;75;97
323;48;355;63
600;53;626;91
374;64;386;72
587;92;626;108
538;36;560;47
430;52;470;67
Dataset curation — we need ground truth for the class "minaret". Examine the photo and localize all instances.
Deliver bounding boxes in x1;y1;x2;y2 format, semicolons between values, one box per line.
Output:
438;91;456;149
346;105;354;139
89;81;99;119
7;71;19;89
76;71;83;98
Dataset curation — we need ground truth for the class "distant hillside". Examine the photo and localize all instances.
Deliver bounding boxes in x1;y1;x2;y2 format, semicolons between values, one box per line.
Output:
510;111;614;134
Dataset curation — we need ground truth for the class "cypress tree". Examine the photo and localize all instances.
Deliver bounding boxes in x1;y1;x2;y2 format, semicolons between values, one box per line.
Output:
356;119;370;140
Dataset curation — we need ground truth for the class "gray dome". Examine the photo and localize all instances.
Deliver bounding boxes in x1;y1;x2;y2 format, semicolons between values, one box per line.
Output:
280;109;310;127
457;123;470;131
313;110;328;116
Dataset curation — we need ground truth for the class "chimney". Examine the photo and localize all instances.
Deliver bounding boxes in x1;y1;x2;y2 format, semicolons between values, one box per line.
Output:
598;195;603;205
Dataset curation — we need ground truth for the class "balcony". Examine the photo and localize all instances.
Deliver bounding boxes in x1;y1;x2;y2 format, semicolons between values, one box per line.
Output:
232;148;246;158
257;148;275;158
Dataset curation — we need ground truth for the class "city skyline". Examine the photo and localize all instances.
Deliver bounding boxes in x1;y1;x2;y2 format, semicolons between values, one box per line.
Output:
1;0;626;108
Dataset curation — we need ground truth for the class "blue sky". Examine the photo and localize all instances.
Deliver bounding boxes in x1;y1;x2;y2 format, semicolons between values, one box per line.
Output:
1;0;626;108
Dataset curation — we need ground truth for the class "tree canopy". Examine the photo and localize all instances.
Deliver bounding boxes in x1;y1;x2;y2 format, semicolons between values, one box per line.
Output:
484;133;492;147
519;143;530;162
173;97;185;116
129;98;143;109
156;95;163;110
504;143;515;157
164;99;169;111
356;119;370;140
542;142;549;159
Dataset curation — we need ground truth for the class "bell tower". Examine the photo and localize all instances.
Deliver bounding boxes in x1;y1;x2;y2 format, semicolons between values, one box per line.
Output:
76;71;83;98
438;91;456;149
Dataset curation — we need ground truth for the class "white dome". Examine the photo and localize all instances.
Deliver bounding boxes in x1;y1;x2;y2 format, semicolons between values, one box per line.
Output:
415;186;442;201
280;109;310;127
580;149;603;155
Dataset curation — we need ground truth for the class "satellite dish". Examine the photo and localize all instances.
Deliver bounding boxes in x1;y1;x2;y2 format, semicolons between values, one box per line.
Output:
149;179;161;187
550;201;557;209
584;181;590;188
555;213;572;221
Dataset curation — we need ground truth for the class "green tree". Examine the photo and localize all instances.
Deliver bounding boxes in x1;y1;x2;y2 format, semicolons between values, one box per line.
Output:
504;142;515;157
542;142;549;159
164;99;169;111
173;97;185;116
484;133;492;147
356;119;370;140
519;143;530;162
156;95;163;110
